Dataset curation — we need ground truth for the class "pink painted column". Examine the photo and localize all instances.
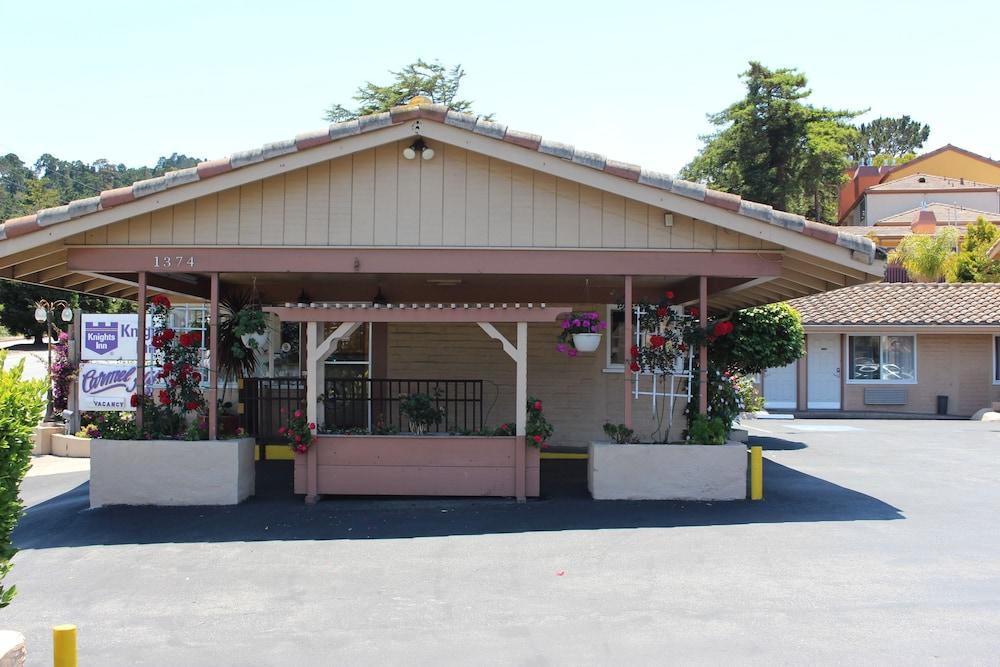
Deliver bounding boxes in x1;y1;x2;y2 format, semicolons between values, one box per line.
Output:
515;436;526;501
699;275;709;414
623;275;633;429
306;446;319;504
136;272;147;434
208;273;219;440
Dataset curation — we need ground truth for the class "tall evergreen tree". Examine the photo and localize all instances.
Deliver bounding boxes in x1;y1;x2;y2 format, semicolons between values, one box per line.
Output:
680;62;860;223
324;59;489;122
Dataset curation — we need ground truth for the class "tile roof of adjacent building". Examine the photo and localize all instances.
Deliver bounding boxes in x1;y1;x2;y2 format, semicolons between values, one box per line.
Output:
0;104;876;259
788;282;1000;326
875;203;1000;226
868;173;1000;192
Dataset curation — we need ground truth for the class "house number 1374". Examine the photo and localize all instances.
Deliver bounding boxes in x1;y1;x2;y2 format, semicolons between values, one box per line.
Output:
153;256;196;269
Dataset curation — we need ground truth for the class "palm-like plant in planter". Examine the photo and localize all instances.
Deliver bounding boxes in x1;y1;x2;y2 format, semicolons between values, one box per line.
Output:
217;291;266;411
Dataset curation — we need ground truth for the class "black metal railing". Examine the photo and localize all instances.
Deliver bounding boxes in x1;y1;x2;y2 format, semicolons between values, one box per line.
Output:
241;378;484;440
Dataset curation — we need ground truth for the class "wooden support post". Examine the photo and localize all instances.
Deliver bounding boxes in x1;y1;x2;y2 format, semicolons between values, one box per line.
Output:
515;321;527;502
305;321;320;504
303;320;361;505
208;273;219;440
136;272;147;434
624;275;633;429
478;321;529;502
699;275;709;415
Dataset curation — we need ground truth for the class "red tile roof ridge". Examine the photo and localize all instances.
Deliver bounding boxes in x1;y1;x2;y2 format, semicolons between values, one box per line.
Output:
0;104;875;259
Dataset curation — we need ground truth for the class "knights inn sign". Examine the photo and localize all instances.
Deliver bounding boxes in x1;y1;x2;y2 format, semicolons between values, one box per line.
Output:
81;314;154;361
78;313;208;411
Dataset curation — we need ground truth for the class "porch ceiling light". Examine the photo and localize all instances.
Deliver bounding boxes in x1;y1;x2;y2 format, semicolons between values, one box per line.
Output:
403;138;434;161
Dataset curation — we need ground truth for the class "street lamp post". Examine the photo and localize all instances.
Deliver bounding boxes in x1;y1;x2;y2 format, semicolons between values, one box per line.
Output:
33;299;73;421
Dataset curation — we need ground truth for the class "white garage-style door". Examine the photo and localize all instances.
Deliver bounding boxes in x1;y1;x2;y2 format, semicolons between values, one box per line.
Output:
763;362;797;410
807;333;841;410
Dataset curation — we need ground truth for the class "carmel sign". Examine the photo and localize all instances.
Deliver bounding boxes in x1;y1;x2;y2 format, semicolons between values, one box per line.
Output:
78;363;160;411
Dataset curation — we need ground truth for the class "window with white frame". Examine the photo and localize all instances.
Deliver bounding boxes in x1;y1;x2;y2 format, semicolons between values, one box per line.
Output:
606;305;626;368
847;334;916;383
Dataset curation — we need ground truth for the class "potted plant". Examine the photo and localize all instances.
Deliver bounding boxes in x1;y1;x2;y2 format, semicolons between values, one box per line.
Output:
556;311;606;356
232;306;269;352
399;392;445;435
278;408;316;454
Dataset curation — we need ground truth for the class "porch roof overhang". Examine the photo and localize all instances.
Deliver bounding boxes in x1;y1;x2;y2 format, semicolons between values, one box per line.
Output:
266;302;567;323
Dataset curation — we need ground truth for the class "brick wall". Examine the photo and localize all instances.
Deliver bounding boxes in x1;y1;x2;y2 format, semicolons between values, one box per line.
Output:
842;333;1000;416
385;311;689;446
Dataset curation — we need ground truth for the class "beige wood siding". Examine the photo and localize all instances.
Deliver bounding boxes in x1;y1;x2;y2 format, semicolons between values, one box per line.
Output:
73;140;777;252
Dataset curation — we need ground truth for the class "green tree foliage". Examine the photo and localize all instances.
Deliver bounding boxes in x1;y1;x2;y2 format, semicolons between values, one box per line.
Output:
0;282;133;343
680;62;860;223
710;303;805;375
1;152;196;331
848;116;931;165
888;226;960;282
324;59;488;122
948;217;1000;283
0;351;47;608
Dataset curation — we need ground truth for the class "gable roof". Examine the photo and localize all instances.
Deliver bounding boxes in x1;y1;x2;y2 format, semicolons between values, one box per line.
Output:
788;282;1000;327
877;144;1000;184
876;202;1000;226
868;173;999;192
0;103;876;261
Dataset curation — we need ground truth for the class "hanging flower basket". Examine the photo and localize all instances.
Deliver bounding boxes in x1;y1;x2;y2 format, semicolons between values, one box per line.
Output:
239;331;269;351
571;333;602;352
557;311;607;357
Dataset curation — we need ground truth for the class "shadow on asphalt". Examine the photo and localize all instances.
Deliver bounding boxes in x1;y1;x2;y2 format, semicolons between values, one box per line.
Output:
751;436;808;451
3;342;45;352
14;455;903;549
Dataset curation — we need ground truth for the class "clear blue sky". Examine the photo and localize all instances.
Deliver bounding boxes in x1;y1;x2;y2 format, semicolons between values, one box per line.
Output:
2;0;998;175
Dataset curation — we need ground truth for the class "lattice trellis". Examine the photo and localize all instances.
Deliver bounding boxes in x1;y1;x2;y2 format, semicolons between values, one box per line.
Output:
631;305;694;429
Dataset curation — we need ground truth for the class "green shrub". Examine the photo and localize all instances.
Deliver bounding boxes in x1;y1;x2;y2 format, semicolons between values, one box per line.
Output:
399;392;445;434
0;351;46;608
687;414;728;445
710;303;805;375
602;422;638;444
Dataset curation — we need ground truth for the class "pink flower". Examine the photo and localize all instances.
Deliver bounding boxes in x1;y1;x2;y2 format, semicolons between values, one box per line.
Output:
278;426;286;434
561;320;571;329
556;343;566;353
533;401;542;411
533;435;542;443
294;410;302;418
567;348;578;358
308;422;316;430
296;444;307;453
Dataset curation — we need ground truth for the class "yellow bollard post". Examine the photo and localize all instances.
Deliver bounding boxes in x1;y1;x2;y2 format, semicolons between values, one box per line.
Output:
53;624;77;667
750;446;763;501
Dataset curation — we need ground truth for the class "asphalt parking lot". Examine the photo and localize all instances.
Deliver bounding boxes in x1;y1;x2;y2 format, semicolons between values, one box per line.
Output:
6;419;1000;665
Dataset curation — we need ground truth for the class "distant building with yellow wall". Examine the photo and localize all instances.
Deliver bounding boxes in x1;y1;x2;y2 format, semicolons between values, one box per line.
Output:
882;144;1000;185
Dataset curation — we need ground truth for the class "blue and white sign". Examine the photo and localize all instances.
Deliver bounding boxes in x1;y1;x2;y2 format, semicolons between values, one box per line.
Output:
81;314;154;361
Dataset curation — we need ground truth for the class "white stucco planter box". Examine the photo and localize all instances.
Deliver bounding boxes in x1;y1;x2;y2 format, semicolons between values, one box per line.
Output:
90;437;255;508
51;434;91;458
588;442;747;500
